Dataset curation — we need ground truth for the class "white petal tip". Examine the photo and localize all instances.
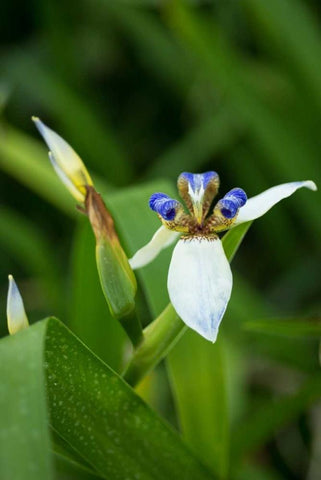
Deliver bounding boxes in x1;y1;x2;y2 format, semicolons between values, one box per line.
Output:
32;117;52;142
7;275;29;335
32;116;44;133
129;227;179;270
128;256;141;270
304;180;317;191
235;179;318;225
195;327;218;343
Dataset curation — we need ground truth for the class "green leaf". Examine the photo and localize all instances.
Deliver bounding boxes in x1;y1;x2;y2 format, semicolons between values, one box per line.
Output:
222;222;252;262
1;318;214;479
0;324;53;480
45;318;213;479
53;452;101;480
243;317;321;338
168;333;229;478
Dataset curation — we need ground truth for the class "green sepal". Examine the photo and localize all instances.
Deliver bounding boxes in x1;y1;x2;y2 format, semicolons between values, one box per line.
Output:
96;238;137;320
85;186;141;345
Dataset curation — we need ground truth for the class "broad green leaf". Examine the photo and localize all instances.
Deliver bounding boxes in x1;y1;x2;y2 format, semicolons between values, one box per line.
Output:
0;324;53;480
231;373;321;461
1;318;214;479
168;333;229;478
44;318;213;479
52;431;98;477
53;452;101;480
244;318;321;338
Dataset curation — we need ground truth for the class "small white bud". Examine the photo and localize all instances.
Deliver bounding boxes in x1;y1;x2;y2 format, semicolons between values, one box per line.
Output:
7;275;29;335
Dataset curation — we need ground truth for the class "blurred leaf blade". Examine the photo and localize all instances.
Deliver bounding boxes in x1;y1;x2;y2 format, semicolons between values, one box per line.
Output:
223;222;252;263
147;108;243;180
3;56;131;184
0;206;62;311
168;333;229;478
0;124;74;215
0;324;54;480
231;373;321;461
244;317;321;338
244;0;321;112
166;3;320;234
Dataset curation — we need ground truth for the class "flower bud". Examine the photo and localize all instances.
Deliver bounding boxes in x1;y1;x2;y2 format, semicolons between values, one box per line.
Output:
7;275;29;335
32;117;93;202
85;186;137;319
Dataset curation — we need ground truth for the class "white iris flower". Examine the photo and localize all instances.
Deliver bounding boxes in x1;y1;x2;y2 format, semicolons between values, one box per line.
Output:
130;172;317;342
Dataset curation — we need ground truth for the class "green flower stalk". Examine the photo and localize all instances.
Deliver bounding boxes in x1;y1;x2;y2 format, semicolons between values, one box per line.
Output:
33;118;139;340
6;275;29;335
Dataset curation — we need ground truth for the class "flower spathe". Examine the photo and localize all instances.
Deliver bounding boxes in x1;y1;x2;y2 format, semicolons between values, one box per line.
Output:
130;172;317;342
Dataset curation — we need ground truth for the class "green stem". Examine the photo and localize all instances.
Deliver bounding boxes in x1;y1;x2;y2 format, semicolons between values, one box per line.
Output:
123;304;187;386
120;309;143;348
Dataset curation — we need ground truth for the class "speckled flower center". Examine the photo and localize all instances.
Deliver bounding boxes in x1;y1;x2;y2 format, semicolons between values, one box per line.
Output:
149;171;247;235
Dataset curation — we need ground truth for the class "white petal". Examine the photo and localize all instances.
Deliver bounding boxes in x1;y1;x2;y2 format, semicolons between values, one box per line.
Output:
129;226;180;269
168;237;232;342
235;181;317;225
49;152;84;202
7;275;29;335
33;117;93;201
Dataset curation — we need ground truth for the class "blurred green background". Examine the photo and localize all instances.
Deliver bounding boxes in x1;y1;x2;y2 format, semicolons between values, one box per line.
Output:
1;1;321;479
